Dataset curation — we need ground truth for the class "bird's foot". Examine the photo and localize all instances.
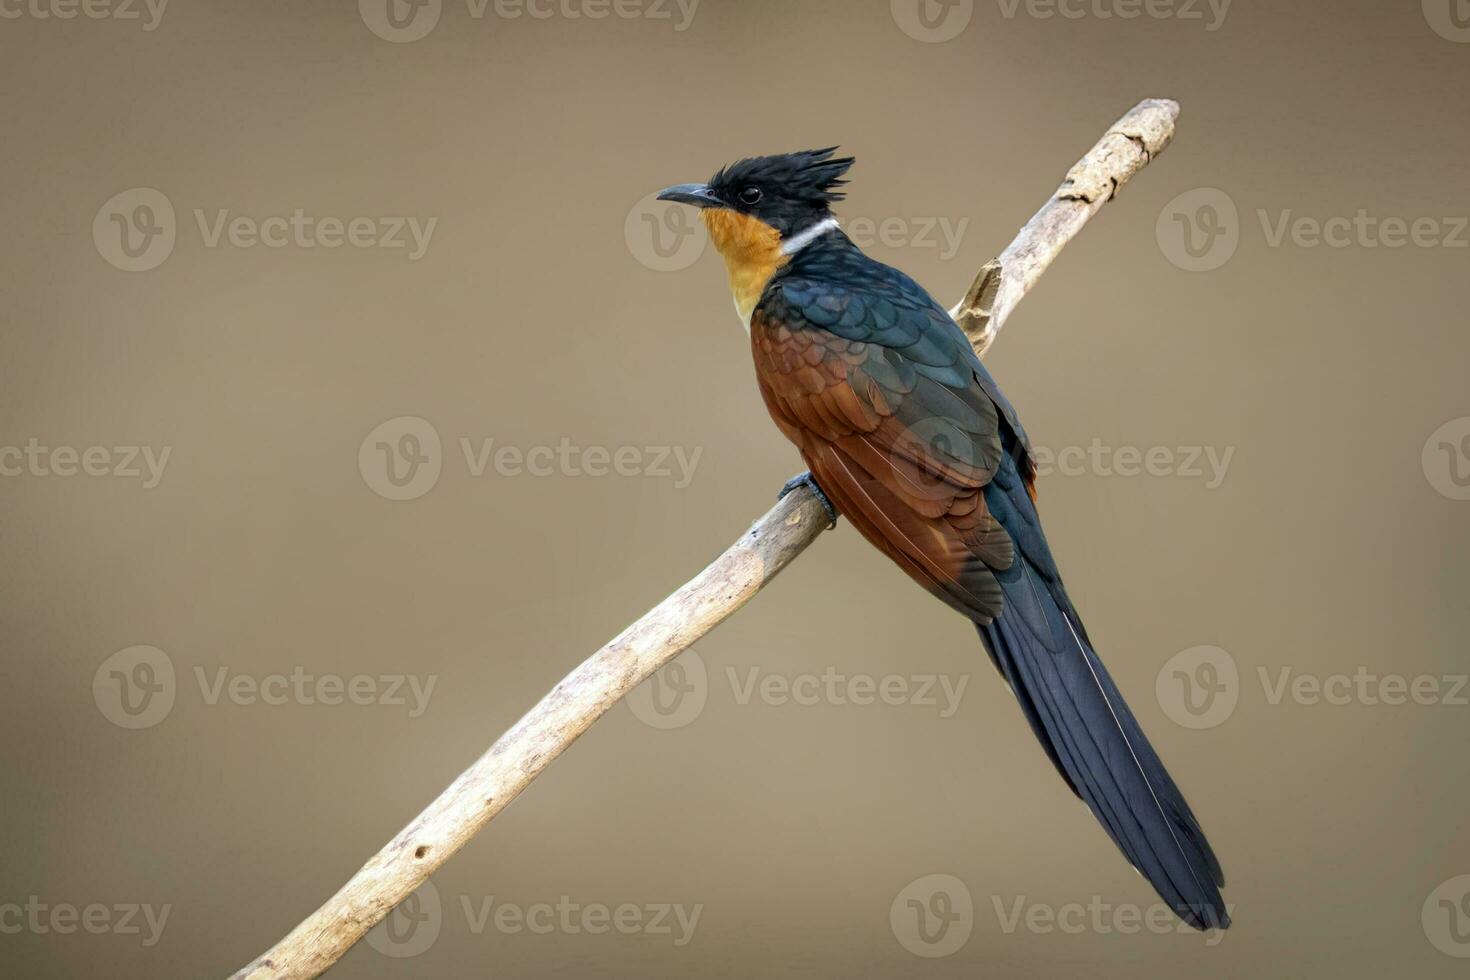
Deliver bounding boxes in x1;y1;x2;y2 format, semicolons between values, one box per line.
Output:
778;471;838;528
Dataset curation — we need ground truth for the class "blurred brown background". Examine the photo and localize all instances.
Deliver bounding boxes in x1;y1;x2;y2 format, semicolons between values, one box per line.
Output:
2;0;1468;976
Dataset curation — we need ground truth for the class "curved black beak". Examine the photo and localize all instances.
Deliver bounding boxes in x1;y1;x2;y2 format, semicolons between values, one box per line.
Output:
656;183;722;209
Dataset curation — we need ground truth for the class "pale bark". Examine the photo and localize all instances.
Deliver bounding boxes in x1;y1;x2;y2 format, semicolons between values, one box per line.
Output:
952;98;1180;356
233;97;1181;980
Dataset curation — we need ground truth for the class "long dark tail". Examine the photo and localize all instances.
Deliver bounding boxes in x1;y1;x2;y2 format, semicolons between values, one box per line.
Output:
976;558;1229;931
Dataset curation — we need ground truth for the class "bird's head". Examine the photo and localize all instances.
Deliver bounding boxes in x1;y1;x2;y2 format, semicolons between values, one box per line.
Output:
657;148;854;326
657;147;853;240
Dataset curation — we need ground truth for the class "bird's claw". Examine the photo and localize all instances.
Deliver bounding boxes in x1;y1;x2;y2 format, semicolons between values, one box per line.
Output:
778;471;838;528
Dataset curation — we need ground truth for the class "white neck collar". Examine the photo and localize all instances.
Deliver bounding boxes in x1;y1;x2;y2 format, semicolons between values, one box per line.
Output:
781;217;840;256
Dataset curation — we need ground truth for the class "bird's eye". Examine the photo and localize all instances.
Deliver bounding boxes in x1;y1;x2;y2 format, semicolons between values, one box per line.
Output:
739;186;763;205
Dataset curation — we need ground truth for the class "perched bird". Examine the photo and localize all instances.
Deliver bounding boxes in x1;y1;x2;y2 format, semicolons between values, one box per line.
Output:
658;149;1228;931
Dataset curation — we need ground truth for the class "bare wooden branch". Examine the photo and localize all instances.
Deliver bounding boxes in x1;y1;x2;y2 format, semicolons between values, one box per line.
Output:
952;98;1179;356
232;97;1181;980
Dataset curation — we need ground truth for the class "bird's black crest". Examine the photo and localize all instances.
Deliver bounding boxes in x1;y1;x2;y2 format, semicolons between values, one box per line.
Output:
710;147;855;206
704;147;855;236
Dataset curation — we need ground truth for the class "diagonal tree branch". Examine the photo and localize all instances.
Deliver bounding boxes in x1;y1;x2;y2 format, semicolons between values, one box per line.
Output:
233;97;1181;980
952;97;1179;355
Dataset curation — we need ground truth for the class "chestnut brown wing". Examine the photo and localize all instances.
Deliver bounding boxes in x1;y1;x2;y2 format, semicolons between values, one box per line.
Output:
750;306;1014;623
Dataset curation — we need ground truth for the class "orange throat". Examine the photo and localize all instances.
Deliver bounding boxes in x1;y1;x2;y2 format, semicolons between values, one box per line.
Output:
701;209;787;329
